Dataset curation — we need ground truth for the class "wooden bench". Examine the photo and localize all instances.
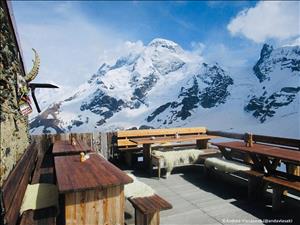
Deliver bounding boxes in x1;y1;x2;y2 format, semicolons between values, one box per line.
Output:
1;138;57;225
128;194;172;225
263;175;300;211
1;142;38;225
116;127;208;166
204;157;251;174
203;157;268;199
19;139;57;225
125;173;172;224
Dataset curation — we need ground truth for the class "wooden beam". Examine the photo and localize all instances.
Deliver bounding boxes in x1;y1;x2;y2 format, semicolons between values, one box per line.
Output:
253;134;300;149
206;130;244;140
117;127;207;138
207;131;300;150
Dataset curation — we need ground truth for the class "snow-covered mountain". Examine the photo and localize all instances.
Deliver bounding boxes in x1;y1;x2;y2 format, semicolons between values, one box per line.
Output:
245;44;300;123
30;39;300;138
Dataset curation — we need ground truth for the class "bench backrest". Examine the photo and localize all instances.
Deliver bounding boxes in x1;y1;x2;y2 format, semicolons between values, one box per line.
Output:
117;127;206;149
1;142;38;225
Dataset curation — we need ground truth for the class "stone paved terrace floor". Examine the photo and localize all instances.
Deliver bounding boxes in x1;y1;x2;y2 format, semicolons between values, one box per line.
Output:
124;166;300;225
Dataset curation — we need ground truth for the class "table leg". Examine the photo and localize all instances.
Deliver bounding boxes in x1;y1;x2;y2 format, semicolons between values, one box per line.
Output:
196;139;208;149
249;153;264;171
124;151;132;167
218;146;232;160
243;153;253;164
260;156;277;174
143;144;152;173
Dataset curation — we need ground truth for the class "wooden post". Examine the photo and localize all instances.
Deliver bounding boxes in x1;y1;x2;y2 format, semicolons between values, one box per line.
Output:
100;132;108;159
135;210;160;225
286;163;300;176
284;163;300;196
107;132;116;159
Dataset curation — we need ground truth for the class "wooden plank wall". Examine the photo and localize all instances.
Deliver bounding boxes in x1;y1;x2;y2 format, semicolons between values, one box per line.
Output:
31;132;113;160
31;130;300;161
64;186;124;225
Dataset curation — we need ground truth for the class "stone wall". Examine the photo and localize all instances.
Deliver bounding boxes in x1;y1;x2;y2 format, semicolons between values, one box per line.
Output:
0;2;30;186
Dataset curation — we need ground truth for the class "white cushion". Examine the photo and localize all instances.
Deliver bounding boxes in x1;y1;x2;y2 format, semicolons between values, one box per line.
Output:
125;173;155;198
20;183;58;214
152;149;206;171
205;157;250;173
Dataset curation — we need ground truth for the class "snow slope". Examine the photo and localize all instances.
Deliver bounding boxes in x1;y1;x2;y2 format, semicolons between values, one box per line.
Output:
29;39;300;138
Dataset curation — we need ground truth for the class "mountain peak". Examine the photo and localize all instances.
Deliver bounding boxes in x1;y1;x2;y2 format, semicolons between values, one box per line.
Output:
260;44;273;58
148;38;181;51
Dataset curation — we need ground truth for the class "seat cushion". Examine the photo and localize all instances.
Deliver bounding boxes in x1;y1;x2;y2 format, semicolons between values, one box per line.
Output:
205;157;250;173
152;149;208;171
20;184;58;215
125;173;155;198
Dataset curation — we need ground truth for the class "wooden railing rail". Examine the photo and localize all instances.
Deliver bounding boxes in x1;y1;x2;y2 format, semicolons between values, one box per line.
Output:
207;130;300;150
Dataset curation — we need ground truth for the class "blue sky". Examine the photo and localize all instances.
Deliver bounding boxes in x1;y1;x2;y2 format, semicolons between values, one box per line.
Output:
11;1;299;90
76;1;256;48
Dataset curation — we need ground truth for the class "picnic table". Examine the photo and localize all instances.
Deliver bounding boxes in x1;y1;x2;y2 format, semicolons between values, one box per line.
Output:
212;141;300;174
130;134;219;170
55;153;133;224
52;140;91;155
212;141;300;210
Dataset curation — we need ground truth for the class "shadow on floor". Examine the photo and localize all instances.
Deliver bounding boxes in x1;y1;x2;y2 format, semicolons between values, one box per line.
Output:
180;166;300;225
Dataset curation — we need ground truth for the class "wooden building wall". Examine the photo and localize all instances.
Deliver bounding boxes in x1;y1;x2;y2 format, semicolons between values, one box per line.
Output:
0;1;29;186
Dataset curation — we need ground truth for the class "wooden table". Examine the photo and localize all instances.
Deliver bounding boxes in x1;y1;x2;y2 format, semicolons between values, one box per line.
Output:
212;141;300;174
55;154;133;225
130;135;219;170
52;140;91;155
212;141;300;211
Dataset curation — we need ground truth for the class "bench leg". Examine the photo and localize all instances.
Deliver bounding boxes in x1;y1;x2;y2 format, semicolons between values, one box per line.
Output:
165;171;171;179
158;162;161;180
135;209;160;225
248;176;264;200
203;165;213;178
272;186;284;211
